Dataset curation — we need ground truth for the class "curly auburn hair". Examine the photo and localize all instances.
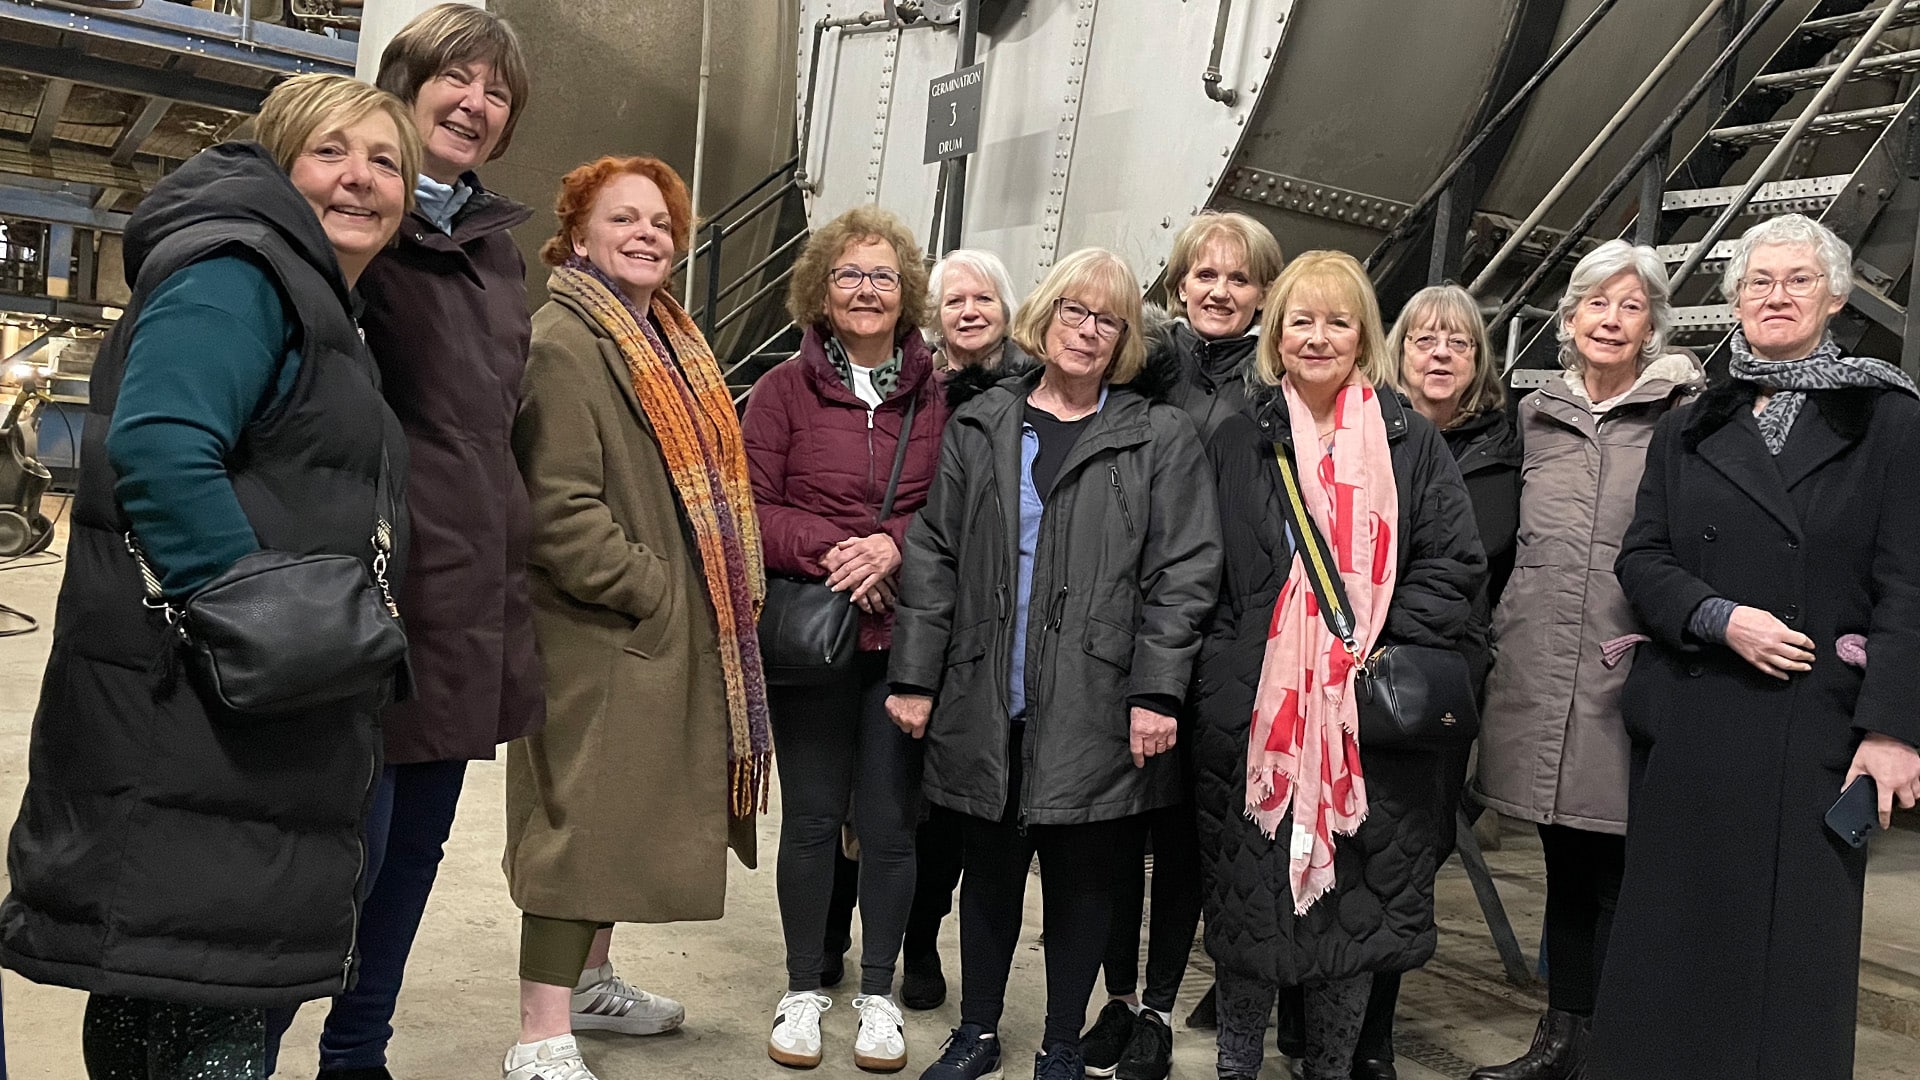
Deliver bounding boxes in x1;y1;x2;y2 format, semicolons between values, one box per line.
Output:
786;206;930;337
540;156;693;267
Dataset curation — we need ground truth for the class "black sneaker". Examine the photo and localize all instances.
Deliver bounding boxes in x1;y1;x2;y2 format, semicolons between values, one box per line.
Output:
1116;1010;1173;1080
1081;999;1137;1078
1033;1043;1085;1080
901;953;947;1011
920;1023;1001;1080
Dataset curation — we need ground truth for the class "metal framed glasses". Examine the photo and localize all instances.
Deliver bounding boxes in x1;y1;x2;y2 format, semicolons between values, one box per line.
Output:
1409;333;1475;354
830;266;902;292
1053;297;1127;339
1738;272;1827;300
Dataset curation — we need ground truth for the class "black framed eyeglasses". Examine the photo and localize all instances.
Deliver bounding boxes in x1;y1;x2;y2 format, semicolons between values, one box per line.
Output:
1053;297;1127;339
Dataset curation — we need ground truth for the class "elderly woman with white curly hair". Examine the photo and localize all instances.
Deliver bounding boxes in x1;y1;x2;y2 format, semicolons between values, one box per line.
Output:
1584;214;1920;1080
1471;238;1703;1080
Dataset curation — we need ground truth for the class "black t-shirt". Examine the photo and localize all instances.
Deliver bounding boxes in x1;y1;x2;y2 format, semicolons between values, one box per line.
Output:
1025;402;1095;498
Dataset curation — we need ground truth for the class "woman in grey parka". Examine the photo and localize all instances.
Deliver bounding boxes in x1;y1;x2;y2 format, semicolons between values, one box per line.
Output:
1471;240;1702;1080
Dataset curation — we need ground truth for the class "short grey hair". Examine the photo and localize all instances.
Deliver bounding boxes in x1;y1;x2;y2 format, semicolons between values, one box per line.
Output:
1555;238;1672;371
926;248;1019;348
1720;213;1853;302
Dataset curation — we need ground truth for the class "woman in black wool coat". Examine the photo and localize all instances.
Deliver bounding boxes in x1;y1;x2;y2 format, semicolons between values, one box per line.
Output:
1591;216;1920;1080
1193;251;1484;1080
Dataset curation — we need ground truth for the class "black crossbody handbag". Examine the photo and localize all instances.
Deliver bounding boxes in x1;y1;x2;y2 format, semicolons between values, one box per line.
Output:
127;449;410;717
760;393;919;686
1270;443;1479;748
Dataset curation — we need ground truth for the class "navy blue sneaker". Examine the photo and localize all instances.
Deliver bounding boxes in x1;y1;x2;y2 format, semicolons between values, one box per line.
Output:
1033;1043;1084;1080
919;1023;1001;1080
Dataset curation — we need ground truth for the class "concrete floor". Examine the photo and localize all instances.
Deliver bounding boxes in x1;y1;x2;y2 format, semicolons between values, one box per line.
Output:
2;501;1918;1079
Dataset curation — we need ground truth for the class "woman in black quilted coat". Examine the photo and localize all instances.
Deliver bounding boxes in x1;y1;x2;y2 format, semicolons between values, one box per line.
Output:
1193;253;1484;1080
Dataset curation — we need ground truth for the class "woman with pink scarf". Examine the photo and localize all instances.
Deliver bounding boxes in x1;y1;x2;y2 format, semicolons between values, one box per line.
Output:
1192;251;1485;1080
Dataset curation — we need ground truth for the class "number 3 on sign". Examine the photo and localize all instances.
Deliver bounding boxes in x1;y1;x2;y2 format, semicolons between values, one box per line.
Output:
950;102;958;125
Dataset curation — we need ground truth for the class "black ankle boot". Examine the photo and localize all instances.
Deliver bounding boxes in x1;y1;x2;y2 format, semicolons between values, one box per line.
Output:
1468;1009;1589;1080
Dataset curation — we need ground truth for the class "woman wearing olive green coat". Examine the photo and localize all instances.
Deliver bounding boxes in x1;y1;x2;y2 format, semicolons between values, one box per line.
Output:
505;288;757;924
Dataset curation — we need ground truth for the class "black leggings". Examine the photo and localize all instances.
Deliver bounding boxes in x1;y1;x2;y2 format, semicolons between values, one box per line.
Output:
1102;799;1203;1013
771;650;921;996
82;995;265;1080
1539;822;1626;1016
1220;970;1370;1080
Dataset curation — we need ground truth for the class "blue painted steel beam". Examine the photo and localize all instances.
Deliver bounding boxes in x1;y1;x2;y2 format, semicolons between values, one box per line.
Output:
3;36;268;113
0;0;354;73
0;185;130;231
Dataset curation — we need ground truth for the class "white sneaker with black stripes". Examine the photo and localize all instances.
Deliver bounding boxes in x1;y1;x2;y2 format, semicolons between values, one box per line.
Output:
569;962;686;1035
769;990;833;1068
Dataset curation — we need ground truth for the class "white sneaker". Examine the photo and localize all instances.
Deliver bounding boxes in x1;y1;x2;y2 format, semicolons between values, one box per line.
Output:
503;1034;599;1080
851;993;909;1072
570;962;686;1035
768;990;833;1068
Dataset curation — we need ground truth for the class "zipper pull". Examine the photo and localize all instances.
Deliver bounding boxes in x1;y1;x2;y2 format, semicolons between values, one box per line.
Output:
1109;465;1136;535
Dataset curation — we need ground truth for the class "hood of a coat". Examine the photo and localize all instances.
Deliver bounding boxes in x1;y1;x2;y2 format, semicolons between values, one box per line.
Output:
1547;351;1704;414
796;323;937;406
1246;380;1414;448
1443;402;1523;473
123;141;348;307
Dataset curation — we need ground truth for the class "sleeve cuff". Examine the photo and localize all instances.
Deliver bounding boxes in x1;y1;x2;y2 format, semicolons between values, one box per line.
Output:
1687;596;1737;645
1127;692;1183;717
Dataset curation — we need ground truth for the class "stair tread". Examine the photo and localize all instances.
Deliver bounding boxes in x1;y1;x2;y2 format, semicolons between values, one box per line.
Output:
1803;1;1920;39
1710;103;1903;146
1671;304;1739;331
1656;240;1741;263
1754;46;1920;91
1662;174;1849;212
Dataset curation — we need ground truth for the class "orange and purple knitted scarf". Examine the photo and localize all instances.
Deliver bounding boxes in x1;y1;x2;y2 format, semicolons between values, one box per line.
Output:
549;261;771;819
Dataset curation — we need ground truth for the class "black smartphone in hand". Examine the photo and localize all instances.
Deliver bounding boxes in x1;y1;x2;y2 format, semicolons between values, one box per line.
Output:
1826;775;1880;849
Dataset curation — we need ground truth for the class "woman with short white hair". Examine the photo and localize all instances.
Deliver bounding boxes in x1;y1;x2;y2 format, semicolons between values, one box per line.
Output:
1472;238;1703;1080
928;248;1025;372
1591;214;1920;1080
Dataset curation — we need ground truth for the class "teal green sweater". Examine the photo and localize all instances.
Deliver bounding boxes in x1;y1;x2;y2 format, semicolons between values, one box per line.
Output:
107;255;302;598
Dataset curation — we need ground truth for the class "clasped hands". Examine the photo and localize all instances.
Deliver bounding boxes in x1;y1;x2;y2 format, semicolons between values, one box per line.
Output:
822;532;900;614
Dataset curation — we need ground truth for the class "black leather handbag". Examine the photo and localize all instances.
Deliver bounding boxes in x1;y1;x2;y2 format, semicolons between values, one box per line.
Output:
759;393;918;686
1270;443;1479;748
127;450;409;717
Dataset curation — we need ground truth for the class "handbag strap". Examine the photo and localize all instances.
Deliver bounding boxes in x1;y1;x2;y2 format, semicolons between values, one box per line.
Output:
1271;442;1361;658
876;392;920;524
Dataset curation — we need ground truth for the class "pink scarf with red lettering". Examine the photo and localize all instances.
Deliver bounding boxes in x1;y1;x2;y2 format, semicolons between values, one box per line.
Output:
1247;374;1399;914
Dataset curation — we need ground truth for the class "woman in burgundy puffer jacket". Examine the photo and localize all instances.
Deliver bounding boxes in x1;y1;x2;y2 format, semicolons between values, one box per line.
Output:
742;206;949;1072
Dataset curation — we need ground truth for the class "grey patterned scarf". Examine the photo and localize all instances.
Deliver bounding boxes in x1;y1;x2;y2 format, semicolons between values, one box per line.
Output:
825;335;902;399
1727;330;1917;454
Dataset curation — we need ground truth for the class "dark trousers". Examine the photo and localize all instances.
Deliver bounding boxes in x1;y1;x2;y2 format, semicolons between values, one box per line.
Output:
903;807;966;964
1222;971;1370;1080
264;759;468;1072
83;996;265;1080
1102;800;1203;1013
1539;823;1625;1016
771;651;921;996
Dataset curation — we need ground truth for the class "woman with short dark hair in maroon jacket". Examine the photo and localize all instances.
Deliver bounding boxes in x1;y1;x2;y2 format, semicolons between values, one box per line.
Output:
742;205;948;1073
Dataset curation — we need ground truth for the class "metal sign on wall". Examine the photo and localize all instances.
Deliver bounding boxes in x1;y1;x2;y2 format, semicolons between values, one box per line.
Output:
924;62;984;164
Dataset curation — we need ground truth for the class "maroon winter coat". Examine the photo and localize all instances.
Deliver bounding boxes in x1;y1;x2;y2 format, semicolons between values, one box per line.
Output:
359;183;546;763
743;325;947;650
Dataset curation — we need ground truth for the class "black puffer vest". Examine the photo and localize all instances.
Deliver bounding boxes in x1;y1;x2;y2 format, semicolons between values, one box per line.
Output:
0;142;409;1008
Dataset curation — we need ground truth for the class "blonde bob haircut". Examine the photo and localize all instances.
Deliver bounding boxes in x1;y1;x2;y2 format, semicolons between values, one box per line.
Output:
1163;211;1285;315
254;74;422;213
1387;284;1505;421
786;205;931;337
376;3;531;161
1010;247;1148;385
1253;250;1391;387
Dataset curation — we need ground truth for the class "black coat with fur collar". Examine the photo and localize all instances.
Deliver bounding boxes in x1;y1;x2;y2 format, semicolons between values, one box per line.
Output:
1593;382;1920;1080
891;348;1222;825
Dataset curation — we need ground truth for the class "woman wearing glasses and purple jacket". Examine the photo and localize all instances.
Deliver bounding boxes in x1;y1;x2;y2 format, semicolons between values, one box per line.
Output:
742;206;949;1073
885;247;1221;1080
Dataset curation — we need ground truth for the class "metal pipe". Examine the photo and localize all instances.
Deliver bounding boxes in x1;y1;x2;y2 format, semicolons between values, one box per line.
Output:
695;229;811;321
715;266;798;333
1487;0;1793;333
686;0;714;306
941;0;980;253
239;0;253;46
1470;0;1725;294
1365;0;1627;272
720;180;801;241
795;10;917;193
1202;0;1238;106
1668;0;1908;293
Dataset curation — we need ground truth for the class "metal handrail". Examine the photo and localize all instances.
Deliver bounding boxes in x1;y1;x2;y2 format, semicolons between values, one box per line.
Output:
694;229;810;322
709;154;800;223
1363;0;1627;272
1487;0;1793;334
715;267;797;334
1668;0;1908;292
1468;0;1725;294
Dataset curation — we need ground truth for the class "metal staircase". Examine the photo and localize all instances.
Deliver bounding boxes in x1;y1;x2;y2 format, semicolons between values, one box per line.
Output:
1499;0;1920;380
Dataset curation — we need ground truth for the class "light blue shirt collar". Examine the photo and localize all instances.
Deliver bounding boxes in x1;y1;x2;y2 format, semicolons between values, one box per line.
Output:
415;174;473;234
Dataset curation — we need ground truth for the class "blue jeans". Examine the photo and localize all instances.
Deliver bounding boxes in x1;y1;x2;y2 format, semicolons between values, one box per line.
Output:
265;759;467;1073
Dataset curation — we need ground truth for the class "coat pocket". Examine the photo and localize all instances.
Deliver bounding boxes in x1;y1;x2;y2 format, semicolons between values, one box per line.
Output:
1083;616;1134;669
624;581;678;660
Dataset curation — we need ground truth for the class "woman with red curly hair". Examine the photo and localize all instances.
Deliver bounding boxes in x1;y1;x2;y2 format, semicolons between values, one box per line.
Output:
501;155;770;1080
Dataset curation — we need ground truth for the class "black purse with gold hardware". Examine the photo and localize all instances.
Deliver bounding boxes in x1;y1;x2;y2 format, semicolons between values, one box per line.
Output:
1270;443;1479;748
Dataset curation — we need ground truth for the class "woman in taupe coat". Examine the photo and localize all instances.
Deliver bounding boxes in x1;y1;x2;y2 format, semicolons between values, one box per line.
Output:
1471;240;1702;1080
